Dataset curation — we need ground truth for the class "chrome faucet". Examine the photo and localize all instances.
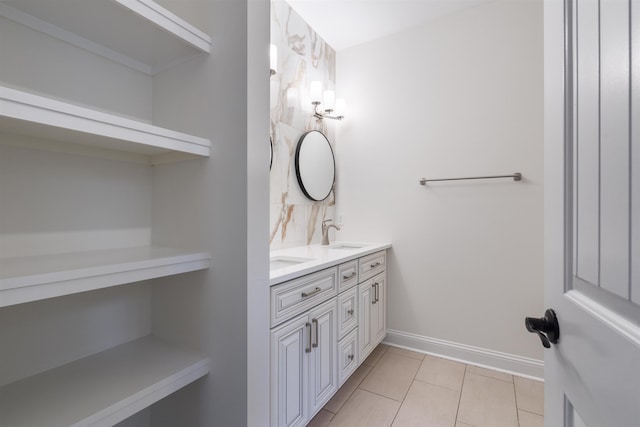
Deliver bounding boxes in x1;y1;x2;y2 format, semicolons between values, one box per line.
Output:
321;219;340;245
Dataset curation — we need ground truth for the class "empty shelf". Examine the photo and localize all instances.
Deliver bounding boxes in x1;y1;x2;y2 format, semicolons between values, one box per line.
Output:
0;246;211;307
0;0;211;74
0;336;210;427
0;85;211;161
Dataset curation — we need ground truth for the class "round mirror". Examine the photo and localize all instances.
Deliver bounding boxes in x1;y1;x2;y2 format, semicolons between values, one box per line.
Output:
295;130;335;201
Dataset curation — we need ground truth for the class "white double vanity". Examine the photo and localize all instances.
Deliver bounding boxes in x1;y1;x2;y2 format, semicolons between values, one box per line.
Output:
269;242;391;427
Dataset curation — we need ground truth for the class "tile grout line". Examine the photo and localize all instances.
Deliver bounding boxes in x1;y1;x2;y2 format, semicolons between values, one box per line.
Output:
329;347;541;427
356;345;421;426
467;367;515;384
387;346;426;426
412;375;463;393
513;376;521;427
327;344;389;418
325;366;371;415
518;408;545;417
453;363;468;425
354;386;404;403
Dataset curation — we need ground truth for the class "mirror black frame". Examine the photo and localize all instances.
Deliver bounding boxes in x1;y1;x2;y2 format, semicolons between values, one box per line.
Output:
294;130;336;202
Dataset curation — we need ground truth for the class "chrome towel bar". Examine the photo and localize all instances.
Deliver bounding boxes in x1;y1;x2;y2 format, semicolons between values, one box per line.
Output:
419;173;522;185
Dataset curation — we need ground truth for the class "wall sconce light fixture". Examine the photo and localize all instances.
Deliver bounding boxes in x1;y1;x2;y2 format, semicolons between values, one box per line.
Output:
310;80;346;120
270;44;277;76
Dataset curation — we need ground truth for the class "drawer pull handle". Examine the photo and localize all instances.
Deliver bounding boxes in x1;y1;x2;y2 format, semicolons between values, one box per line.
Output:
312;319;319;348
343;272;357;280
347;309;354;316
348;354;354;361
301;287;322;298
305;322;312;353
370;261;382;268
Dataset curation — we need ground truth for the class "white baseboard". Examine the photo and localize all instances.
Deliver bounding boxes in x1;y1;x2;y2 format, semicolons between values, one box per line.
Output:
383;329;544;381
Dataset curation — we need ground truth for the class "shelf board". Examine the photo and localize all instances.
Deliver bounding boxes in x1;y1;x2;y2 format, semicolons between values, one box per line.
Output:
0;85;211;162
0;336;210;427
0;246;211;308
0;0;211;75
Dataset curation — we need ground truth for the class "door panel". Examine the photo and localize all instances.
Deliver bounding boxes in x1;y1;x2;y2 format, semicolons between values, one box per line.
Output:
271;314;308;427
308;298;337;417
599;0;630;298
358;281;373;360
544;0;640;425
574;0;599;285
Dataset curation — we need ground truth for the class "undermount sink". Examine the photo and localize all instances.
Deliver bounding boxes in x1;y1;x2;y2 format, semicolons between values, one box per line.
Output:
270;256;314;270
328;244;366;250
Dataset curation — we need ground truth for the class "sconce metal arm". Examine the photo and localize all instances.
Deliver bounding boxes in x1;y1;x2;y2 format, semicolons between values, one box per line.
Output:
312;102;344;121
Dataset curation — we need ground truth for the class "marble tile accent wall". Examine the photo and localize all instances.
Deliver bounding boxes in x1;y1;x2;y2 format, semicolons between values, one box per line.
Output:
270;0;337;249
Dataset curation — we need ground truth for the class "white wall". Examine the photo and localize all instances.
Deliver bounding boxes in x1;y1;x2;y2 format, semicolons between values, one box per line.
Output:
336;0;545;374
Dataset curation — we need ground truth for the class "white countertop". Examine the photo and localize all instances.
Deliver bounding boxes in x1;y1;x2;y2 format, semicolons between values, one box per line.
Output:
270;241;391;286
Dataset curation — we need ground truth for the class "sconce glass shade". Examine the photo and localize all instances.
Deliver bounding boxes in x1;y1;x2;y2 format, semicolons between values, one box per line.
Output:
286;87;299;108
323;90;335;110
310;81;323;104
335;98;347;117
270;44;277;75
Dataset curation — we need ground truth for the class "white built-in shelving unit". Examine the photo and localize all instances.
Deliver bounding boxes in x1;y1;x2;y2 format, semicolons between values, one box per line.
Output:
0;0;213;423
0;0;212;75
0;336;210;427
0;246;211;308
0;85;211;162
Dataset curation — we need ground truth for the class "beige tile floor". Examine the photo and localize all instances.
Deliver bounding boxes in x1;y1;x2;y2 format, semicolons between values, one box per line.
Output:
308;344;543;427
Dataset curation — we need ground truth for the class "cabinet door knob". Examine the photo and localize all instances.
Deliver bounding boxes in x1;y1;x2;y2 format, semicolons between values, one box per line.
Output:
348;354;354;361
343;272;357;280
347;309;354;316
370;262;381;268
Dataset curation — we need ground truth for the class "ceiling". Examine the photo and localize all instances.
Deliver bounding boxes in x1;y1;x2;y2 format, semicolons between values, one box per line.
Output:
285;0;494;51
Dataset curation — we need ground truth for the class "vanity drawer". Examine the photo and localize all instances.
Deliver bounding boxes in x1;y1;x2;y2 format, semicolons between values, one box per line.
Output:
338;328;359;387
271;267;338;327
338;260;358;292
337;286;358;339
358;251;386;282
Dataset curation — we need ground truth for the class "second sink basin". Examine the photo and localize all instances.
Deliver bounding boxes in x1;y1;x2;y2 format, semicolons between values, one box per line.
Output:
270;256;315;270
328;243;365;250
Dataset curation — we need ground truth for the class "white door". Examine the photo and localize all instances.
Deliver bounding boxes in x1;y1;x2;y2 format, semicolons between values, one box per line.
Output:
543;0;640;425
308;298;338;417
270;313;309;427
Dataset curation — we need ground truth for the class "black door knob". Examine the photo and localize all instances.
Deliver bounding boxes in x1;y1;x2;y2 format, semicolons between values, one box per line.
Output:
525;309;559;348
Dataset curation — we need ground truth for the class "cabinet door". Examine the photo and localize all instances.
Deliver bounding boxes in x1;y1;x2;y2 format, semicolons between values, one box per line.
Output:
358;280;374;361
338;327;359;387
337;286;358;339
271;313;310;427
308;298;338;417
372;273;386;346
